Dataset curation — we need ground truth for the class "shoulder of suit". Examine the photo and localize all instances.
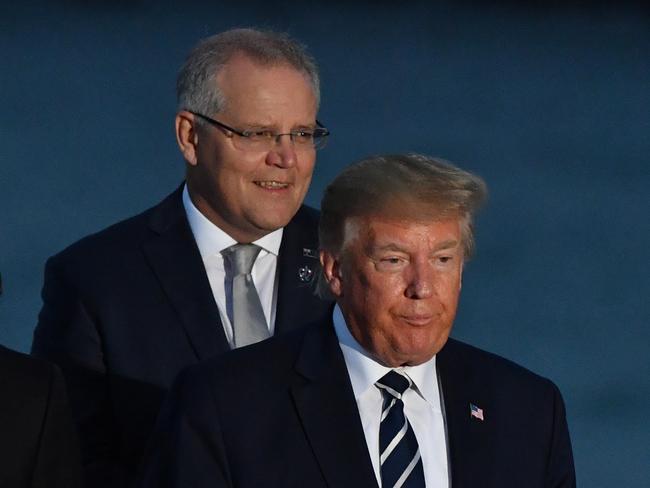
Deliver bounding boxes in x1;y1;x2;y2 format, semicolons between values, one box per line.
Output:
186;323;318;387
0;345;59;390
281;204;321;249
50;195;317;264
285;204;320;233
291;204;320;225
48;187;183;265
442;338;557;390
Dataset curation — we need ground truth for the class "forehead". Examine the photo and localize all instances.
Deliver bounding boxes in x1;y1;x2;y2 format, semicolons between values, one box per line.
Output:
215;55;316;115
344;215;462;250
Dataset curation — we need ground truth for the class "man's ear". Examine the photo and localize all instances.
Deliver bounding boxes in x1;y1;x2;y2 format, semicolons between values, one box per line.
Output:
320;249;343;298
175;111;200;166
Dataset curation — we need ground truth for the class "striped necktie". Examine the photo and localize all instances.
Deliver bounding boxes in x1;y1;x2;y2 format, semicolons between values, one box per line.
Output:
376;370;425;488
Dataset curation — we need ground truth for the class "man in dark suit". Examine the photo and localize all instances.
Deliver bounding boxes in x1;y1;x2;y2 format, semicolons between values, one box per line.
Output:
140;154;576;487
0;345;83;488
31;29;333;486
0;274;82;487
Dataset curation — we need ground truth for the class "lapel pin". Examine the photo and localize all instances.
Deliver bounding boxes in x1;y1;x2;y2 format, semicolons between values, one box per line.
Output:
302;248;318;259
298;265;314;283
470;403;484;421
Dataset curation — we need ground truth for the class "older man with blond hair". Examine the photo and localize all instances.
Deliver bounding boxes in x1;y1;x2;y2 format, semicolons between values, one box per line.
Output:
140;153;575;488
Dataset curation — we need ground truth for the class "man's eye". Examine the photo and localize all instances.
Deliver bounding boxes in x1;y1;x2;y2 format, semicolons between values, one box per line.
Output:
376;257;406;271
244;130;274;140
378;256;406;269
292;130;314;143
437;256;453;264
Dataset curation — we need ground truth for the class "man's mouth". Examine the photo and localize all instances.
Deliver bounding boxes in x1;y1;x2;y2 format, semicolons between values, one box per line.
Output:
254;180;290;189
400;314;435;326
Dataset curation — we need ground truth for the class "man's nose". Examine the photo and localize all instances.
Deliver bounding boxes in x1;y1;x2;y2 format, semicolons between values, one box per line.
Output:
266;134;297;168
405;262;434;299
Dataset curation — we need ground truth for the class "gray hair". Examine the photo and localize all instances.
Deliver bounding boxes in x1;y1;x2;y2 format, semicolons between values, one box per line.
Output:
319;153;487;258
176;28;320;115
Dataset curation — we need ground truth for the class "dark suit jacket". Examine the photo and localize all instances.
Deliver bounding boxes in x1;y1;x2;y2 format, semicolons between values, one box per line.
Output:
0;345;82;488
139;320;576;488
31;186;334;487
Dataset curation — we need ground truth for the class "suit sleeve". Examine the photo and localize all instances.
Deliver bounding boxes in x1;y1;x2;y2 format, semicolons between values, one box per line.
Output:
31;364;83;488
138;366;232;488
31;255;124;487
545;382;576;488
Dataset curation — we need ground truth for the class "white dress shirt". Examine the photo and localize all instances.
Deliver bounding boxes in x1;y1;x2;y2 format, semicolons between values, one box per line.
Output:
182;185;282;348
332;305;449;488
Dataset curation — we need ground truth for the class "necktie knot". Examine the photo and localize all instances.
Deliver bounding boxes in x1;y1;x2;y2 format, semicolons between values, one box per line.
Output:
376;370;412;399
223;244;261;276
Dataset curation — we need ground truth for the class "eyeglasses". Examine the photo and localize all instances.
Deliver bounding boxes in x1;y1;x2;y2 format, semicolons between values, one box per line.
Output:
189;111;330;151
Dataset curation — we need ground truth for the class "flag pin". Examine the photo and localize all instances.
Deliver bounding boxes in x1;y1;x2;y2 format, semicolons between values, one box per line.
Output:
298;265;314;283
470;403;484;421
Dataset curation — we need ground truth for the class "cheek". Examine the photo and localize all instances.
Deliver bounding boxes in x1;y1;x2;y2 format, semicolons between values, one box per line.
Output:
438;274;462;307
211;158;258;192
299;154;316;176
297;167;314;191
354;272;405;313
290;160;316;196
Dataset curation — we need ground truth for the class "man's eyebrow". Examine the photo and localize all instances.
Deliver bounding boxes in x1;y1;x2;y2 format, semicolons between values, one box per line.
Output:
433;239;460;251
368;242;407;254
368;239;460;254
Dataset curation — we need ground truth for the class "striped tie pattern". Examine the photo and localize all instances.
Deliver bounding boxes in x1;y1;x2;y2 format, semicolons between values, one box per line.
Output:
376;371;425;488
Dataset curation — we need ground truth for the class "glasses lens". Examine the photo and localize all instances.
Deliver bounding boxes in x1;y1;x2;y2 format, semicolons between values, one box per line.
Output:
231;129;329;151
231;133;271;152
313;129;329;150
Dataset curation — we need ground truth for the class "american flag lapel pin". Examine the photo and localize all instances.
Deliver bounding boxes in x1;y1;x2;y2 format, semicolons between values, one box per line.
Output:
470;403;484;421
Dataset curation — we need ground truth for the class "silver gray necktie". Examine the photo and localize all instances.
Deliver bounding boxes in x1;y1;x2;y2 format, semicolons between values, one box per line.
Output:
222;244;271;348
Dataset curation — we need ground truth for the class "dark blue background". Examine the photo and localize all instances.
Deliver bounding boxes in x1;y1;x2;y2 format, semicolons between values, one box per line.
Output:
1;1;648;486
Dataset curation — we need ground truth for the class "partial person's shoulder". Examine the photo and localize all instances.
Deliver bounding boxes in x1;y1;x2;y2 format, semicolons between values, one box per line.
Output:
182;322;319;391
280;204;321;250
48;187;183;267
285;204;321;236
0;345;59;391
291;204;320;225
205;323;309;373
441;338;558;392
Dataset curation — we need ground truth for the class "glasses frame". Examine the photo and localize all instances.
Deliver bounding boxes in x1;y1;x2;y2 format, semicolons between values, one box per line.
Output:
188;110;329;150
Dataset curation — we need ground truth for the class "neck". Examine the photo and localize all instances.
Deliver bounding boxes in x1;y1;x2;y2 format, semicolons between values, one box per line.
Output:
186;185;267;244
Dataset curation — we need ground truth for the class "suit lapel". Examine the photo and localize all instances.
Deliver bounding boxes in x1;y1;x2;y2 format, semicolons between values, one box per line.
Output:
142;187;229;360
437;339;494;487
291;323;378;488
274;206;323;335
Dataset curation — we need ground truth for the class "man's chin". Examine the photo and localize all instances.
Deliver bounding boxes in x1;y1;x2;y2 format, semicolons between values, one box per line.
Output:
372;347;437;368
249;208;301;233
398;336;450;366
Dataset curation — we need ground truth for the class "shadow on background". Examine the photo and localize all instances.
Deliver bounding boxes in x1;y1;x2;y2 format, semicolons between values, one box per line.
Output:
1;1;648;486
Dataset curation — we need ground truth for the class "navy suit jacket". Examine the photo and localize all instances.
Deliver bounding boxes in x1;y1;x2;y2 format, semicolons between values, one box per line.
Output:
140;320;576;488
31;186;334;487
0;345;82;488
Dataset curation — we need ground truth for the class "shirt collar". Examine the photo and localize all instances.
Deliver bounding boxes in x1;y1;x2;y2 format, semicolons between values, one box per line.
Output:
182;184;283;259
332;304;441;412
